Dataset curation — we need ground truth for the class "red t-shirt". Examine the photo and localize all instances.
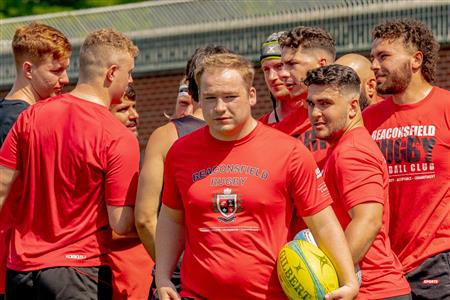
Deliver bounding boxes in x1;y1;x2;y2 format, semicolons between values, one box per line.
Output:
272;106;329;169
363;87;450;273
0;94;140;271
323;127;410;299
258;112;272;125
162;123;332;300
109;240;154;300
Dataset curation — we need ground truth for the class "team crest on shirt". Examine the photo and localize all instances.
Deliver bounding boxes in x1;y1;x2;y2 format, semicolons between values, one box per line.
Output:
212;188;243;223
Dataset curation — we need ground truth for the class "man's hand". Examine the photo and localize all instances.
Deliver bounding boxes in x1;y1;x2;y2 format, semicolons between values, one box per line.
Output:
325;284;358;300
157;280;181;300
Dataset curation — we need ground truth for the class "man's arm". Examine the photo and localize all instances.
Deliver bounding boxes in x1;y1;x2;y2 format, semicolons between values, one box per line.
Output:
346;202;383;264
155;204;185;300
135;124;178;260
106;205;136;235
0;165;18;211
304;206;359;300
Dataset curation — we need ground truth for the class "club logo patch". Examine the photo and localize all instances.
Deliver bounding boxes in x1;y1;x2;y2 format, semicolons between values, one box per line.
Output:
212;188;243;223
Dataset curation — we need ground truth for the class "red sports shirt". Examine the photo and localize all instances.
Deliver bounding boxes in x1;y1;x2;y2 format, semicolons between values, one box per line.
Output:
0;94;139;271
272;106;329;169
323;127;410;299
162;123;332;299
363;87;450;273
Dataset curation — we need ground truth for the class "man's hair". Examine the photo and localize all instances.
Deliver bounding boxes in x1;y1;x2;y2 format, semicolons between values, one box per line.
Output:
304;64;361;97
372;19;439;83
79;28;139;80
279;26;336;61
123;85;136;101
12;22;72;66
185;45;233;102
195;53;255;92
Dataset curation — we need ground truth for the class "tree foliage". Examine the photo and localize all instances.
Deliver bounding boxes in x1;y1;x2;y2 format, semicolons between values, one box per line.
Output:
0;0;149;19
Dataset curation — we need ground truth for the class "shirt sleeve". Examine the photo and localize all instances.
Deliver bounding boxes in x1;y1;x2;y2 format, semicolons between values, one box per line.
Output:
105;132;140;206
162;145;183;209
288;142;333;217
334;146;385;210
0;112;24;170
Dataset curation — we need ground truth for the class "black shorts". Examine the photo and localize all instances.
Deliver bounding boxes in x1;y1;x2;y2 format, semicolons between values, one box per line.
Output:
406;249;450;299
148;259;181;300
6;266;112;300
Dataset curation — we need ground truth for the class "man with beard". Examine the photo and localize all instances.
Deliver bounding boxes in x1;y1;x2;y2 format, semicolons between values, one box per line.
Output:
259;31;299;124
0;22;71;300
363;19;450;299
306;64;411;299
109;86;154;300
335;53;381;111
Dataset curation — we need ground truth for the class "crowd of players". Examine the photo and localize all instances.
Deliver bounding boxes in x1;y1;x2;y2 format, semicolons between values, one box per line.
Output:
0;16;449;300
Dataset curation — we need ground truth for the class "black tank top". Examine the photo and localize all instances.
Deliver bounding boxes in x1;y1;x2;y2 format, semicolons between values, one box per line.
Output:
172;115;206;138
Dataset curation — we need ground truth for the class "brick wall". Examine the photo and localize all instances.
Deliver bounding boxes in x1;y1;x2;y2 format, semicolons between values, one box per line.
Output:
1;45;449;149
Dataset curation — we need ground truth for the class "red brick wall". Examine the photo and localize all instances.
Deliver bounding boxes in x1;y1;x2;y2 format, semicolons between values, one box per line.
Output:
436;45;450;92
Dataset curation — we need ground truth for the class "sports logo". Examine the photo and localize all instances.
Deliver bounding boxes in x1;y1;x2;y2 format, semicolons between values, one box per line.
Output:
212;188;243;223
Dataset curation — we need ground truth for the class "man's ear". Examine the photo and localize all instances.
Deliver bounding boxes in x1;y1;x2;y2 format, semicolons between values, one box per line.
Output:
366;78;377;99
106;65;119;82
318;57;328;67
23;61;33;80
411;50;424;72
349;97;360;118
249;87;257;107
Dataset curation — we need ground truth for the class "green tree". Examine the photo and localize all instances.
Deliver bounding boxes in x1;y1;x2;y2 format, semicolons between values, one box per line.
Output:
0;0;149;19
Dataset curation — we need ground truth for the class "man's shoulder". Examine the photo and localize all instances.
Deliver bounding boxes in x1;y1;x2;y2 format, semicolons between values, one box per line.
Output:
0;98;30;122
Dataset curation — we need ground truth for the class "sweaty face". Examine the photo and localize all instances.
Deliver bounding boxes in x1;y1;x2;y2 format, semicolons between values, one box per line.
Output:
261;59;290;101
174;94;194;118
111;54;135;105
370;38;413;95
200;68;256;141
280;47;321;101
29;55;70;100
110;98;139;136
306;84;352;144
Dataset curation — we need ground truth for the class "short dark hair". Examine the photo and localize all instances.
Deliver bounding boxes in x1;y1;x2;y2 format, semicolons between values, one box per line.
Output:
123;85;136;101
185;45;233;102
372;19;439;83
304;64;361;96
279;26;336;61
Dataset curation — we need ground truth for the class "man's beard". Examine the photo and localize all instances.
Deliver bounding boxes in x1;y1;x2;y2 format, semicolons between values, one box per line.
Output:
376;61;412;95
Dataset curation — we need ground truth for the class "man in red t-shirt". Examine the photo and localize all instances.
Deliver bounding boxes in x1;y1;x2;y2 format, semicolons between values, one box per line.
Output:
258;31;299;125
274;26;336;169
0;29;139;300
155;53;359;300
0;23;72;300
363;19;450;299
305;64;411;299
109;85;154;300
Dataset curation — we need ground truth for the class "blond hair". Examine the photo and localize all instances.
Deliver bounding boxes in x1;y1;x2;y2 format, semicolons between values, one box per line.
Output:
79;28;139;80
195;53;255;91
12;22;72;66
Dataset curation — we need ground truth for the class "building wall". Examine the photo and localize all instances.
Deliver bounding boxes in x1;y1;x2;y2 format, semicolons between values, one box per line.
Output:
1;45;449;149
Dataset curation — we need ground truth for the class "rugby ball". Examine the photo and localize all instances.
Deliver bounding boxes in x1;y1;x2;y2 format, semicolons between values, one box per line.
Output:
295;229;362;286
277;239;339;300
